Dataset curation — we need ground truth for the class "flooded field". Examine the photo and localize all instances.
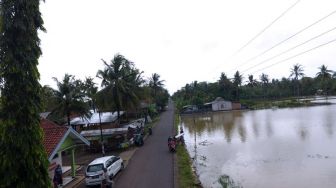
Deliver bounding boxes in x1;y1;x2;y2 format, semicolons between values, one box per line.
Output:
180;100;336;188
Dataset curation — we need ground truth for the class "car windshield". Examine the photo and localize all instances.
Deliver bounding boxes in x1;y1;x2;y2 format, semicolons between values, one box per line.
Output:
87;164;104;173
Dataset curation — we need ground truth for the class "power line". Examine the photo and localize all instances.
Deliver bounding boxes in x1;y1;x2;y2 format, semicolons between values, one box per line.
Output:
250;37;336;74
235;9;336;70
233;0;301;55
241;25;336;73
207;0;301;77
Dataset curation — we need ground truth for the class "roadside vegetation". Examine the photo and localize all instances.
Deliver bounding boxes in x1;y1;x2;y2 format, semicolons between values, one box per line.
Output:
175;115;201;188
172;64;336;111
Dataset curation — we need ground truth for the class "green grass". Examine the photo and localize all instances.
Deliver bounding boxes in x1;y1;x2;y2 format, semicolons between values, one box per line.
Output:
175;115;200;188
241;98;315;110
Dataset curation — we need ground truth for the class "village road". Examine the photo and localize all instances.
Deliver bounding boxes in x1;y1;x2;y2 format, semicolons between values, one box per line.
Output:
77;100;175;188
114;100;175;188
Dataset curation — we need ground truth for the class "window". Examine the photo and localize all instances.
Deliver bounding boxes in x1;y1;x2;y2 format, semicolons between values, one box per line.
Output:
112;156;120;163
87;164;104;172
106;159;112;167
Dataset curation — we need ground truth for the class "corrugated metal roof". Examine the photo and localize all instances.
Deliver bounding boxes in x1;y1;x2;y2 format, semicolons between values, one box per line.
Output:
70;111;124;125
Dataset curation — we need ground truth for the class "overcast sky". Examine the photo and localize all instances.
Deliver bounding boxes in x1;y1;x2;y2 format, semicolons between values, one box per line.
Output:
38;0;336;94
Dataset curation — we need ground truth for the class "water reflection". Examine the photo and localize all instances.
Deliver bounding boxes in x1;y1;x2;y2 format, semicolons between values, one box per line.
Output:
181;101;336;188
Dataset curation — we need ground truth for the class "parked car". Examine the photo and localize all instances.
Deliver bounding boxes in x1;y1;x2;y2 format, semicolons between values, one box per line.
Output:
85;155;124;187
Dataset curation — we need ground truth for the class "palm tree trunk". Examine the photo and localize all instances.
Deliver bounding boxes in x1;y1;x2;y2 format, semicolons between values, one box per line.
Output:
67;111;71;128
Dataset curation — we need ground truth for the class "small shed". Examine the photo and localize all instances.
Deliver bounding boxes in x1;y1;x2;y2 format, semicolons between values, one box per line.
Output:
206;97;232;111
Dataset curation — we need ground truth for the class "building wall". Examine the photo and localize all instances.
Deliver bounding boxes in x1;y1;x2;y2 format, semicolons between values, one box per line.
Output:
212;101;232;111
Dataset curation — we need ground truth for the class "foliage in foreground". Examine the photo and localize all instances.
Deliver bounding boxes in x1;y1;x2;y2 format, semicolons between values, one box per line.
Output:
0;0;50;187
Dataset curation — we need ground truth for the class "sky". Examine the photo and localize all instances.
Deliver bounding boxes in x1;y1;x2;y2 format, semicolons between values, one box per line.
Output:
38;0;336;94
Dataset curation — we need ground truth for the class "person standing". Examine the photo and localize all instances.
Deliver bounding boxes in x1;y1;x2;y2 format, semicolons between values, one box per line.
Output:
53;164;63;188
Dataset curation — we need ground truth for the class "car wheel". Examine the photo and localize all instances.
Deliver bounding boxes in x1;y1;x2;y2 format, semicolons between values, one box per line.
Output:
121;163;124;170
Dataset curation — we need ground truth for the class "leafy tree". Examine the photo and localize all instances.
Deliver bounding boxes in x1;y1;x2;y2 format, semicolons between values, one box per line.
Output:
218;72;234;100
289;64;304;98
52;74;91;127
41;85;58;112
0;0;51;187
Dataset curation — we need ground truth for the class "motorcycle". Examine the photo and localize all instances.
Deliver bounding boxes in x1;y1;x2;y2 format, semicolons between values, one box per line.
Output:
148;127;152;135
168;137;176;152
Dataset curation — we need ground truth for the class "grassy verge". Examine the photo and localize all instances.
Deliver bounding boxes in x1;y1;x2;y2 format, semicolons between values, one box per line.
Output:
241;97;330;110
174;114;201;188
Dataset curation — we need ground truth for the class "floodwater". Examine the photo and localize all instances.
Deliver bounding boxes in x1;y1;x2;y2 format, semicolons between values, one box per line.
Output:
180;99;336;188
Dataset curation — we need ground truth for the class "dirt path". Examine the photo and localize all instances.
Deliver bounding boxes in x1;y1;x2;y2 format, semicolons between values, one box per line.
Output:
114;101;175;188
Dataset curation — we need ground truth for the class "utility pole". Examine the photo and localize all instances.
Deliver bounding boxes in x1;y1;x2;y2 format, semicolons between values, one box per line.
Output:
99;111;105;156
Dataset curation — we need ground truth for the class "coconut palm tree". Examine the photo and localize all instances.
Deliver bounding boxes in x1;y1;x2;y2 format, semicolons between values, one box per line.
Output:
97;54;141;120
233;71;243;100
247;74;257;87
82;77;98;112
52;74;91;127
289;64;304;98
316;64;332;79
316;64;333;97
149;73;165;99
260;73;269;99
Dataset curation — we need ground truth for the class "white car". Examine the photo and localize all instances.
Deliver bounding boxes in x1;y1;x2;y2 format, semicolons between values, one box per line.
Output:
85;155;124;187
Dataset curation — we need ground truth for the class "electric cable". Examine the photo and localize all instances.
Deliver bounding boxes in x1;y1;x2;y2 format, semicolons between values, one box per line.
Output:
241;25;336;73
250;37;336;74
235;9;336;70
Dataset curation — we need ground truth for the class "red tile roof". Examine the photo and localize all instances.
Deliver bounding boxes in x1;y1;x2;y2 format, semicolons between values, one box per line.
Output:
41;119;68;156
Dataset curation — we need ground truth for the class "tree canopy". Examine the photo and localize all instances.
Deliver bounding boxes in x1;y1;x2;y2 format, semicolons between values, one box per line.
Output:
172;65;336;111
0;0;50;187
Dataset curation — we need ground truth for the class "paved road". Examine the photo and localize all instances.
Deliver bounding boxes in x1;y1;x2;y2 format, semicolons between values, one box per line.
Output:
115;101;175;188
77;101;175;188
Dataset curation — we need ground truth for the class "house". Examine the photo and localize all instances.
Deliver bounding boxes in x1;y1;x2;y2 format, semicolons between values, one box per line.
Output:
205;97;233;111
41;119;90;185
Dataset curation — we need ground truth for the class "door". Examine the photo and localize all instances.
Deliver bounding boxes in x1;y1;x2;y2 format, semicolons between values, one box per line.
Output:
105;159;113;177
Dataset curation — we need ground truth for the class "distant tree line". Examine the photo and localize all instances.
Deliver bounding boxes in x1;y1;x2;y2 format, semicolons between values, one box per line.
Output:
172;64;336;110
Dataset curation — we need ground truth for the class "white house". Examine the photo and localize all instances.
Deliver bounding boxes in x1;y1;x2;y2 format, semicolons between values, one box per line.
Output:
205;97;233;111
